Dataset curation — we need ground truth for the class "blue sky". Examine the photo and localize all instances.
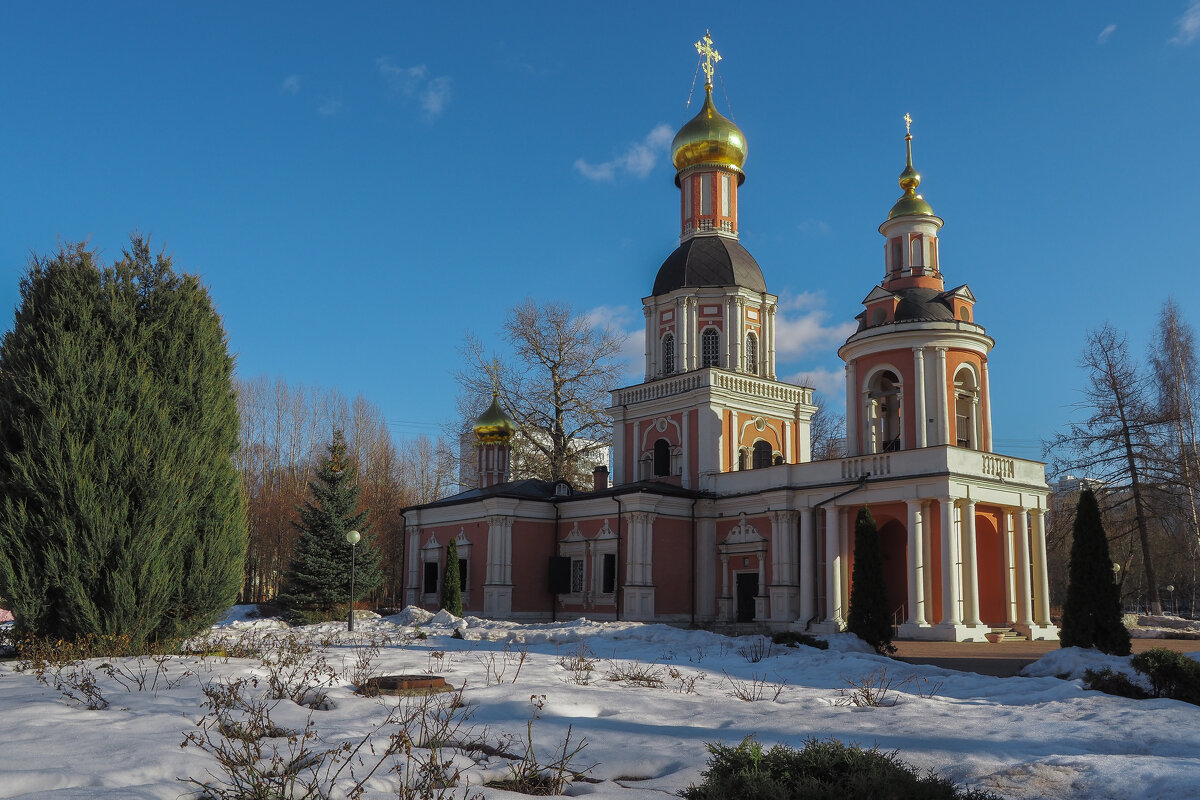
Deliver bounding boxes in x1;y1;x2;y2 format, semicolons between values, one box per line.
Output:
2;3;1199;462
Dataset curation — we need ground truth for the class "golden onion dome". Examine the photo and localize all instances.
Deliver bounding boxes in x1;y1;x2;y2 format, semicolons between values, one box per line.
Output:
671;84;747;185
888;131;935;220
473;391;516;443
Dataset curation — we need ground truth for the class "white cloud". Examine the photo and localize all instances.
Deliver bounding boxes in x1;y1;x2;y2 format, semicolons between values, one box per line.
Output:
316;97;343;117
574;124;674;181
1171;1;1200;44
786;366;845;401
281;74;301;95
585;304;644;383
377;58;453;120
1097;24;1117;44
772;291;858;361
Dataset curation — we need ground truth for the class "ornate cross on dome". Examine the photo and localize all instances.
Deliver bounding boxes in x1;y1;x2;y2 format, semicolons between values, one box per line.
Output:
694;30;721;86
904;113;913;135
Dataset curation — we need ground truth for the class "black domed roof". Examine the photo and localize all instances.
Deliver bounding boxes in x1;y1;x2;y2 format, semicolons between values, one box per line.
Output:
892;287;956;323
652;236;766;296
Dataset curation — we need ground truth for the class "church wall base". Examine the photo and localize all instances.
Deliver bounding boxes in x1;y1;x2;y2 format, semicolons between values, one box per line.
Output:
622;586;656;621
1013;622;1060;641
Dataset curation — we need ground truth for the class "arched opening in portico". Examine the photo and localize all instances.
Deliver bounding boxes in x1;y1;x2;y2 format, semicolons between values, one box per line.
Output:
878;518;909;621
975;513;1006;624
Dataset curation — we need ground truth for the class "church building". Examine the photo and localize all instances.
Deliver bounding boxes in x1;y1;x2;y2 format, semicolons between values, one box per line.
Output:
401;35;1058;642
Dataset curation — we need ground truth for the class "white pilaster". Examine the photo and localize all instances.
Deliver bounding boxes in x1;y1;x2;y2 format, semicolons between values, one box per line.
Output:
677;297;689;375
845;362;859;456
913;347;927;448
1001;510;1015;624
799;510;816;622
483;515;514;618
767;303;777;379
643;305;653;380
824;507;843;626
935;347;949;446
1030;508;1051;625
730;410;739;469
905;499;927;625
768;510;799;621
940;497;961;625
681;409;691;489
960;499;981;626
1013;508;1033;626
982;360;994;451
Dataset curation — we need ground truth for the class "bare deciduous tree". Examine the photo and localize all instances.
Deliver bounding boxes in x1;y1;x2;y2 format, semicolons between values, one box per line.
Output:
455;299;626;487
808;393;846;462
1046;324;1164;614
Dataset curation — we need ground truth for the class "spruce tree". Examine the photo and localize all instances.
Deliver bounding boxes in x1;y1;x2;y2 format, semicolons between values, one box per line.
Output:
279;431;382;616
0;237;246;646
441;538;463;616
1060;489;1131;655
846;506;895;655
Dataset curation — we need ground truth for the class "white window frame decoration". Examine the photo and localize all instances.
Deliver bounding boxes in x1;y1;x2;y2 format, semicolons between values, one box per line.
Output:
453;529;472;604
558;524;588;606
662;332;676;375
591;521;618;606
745;331;758;374
420;533;442;601
953;364;982;450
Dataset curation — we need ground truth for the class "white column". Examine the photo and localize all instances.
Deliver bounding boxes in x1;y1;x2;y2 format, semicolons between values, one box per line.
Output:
799;510;816;621
783;420;793;463
913;347;927;448
935;347;949;446
845;362;859;456
681;409;691;489
960;499;981;626
688;299;698;370
940;497;961;624
905;499;926;625
730;410;739;469
824;507;843;624
767;304;777;379
921;501;934;622
982;361;994;451
721;553;730;598
677;297;688;375
1030;508;1051;625
1000;510;1015;624
643;305;654;380
725;296;736;369
735;297;746;371
632;420;641;480
1013;508;1033;626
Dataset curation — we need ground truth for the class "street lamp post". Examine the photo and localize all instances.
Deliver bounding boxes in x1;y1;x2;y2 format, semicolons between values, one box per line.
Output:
346;530;361;632
1167;584;1176;616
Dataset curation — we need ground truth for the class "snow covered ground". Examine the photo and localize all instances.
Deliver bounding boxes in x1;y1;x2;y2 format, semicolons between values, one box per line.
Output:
0;608;1198;799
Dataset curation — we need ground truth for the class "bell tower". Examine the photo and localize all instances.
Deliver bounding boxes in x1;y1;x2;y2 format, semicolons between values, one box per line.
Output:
610;33;816;488
839;117;995;456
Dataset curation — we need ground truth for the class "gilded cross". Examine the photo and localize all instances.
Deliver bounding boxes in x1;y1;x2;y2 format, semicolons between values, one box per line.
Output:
904;113;913;135
694;30;721;86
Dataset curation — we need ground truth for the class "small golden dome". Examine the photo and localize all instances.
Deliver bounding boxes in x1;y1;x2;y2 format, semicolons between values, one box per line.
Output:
671;84;747;185
888;132;935;220
473;392;516;443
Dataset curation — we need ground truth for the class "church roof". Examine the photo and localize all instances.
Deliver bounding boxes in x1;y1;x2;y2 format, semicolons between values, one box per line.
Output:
856;286;958;332
652;235;766;296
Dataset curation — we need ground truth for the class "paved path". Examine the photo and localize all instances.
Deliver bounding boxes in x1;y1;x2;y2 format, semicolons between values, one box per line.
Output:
892;637;1200;678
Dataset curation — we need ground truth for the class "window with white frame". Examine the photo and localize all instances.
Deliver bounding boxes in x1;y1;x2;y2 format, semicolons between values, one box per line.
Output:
420;536;442;599
866;370;902;453
662;333;675;374
591;526;618;604
700;176;712;215
745;331;758;374
701;328;720;367
570;558;585;594
721;174;731;217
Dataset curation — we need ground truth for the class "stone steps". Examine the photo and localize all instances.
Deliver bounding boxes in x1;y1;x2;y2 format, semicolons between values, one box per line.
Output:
989;626;1027;642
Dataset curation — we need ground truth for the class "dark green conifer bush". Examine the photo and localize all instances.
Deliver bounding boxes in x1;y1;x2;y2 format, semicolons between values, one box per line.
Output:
680;736;1002;800
1060;489;1131;655
846;507;895;655
0;237;246;646
440;538;463;616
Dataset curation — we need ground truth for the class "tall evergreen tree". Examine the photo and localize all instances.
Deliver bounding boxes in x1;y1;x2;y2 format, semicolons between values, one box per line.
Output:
1060;489;1131;655
440;538;463;616
0;236;246;646
846;506;895;655
279;431;381;615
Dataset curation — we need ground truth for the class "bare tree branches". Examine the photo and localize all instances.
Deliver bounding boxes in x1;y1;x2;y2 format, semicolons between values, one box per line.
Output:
455;299;626;486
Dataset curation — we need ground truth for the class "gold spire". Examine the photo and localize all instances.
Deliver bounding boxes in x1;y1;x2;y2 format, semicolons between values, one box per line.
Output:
694;30;721;86
672;32;746;184
888;113;935;220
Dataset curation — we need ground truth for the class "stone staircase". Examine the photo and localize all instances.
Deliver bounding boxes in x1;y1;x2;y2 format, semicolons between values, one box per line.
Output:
988;626;1027;642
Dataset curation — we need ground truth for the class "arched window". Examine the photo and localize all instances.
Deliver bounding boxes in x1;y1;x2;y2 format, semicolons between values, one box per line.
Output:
745;332;758;374
701;328;721;367
653;438;671;476
662;333;675;374
866;369;902;453
954;367;980;449
910;234;924;268
737;447;750;471
752;440;773;469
